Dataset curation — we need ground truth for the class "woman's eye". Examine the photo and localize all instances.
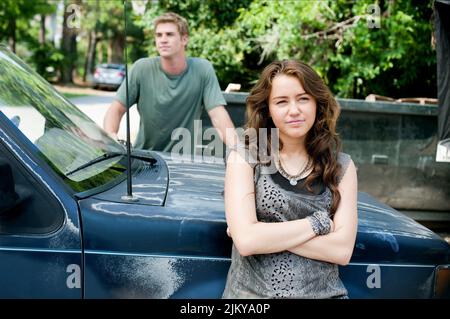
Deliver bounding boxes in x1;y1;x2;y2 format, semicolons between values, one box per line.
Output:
276;101;287;105
298;97;309;103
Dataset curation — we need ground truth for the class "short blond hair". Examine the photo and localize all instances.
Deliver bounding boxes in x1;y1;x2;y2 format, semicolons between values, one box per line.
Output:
154;12;189;36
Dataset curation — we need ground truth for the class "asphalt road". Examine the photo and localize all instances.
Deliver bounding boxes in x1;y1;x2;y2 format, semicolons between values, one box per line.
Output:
69;94;140;142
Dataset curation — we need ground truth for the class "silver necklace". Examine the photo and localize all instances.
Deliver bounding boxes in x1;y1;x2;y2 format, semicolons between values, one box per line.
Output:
277;155;312;186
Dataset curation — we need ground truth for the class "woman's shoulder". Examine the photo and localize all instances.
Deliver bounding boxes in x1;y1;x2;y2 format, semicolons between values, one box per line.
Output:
337;152;354;183
337;152;352;166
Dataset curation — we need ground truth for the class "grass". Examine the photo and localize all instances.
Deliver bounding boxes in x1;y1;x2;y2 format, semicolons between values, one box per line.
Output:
61;92;88;99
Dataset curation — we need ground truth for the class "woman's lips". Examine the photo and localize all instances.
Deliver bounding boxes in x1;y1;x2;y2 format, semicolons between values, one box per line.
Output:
286;119;304;125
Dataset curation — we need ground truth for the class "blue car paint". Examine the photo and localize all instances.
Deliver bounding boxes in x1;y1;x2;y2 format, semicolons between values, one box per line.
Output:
0;114;448;298
75;150;449;298
89;152;168;206
0;100;449;298
341;263;436;298
0;114;82;299
0;86;449;299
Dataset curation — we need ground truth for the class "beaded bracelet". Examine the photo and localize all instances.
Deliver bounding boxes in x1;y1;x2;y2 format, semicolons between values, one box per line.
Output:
307;211;332;236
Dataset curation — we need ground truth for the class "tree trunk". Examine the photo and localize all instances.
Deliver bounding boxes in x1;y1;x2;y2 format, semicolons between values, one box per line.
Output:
39;14;46;44
107;36;125;64
97;41;104;64
8;18;16;53
107;39;113;63
60;0;80;84
83;31;98;82
83;0;100;82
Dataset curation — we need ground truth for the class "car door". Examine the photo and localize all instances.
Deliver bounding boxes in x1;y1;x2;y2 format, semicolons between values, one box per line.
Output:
0;116;83;298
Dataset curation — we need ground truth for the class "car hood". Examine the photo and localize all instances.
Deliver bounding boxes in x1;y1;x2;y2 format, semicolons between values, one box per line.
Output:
90;152;226;216
352;192;449;264
90;151;169;206
161;153;226;217
84;151;449;264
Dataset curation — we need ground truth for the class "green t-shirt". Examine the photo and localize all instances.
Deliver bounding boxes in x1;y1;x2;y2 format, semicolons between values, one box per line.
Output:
115;57;226;152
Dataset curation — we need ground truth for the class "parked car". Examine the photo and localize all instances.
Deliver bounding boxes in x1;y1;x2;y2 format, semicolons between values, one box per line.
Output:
0;44;449;299
92;63;125;90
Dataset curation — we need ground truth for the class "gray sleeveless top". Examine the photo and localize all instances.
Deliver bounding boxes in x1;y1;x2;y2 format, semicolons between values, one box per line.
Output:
222;149;352;299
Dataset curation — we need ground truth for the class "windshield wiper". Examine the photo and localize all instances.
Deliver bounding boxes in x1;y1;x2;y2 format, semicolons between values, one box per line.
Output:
66;151;156;176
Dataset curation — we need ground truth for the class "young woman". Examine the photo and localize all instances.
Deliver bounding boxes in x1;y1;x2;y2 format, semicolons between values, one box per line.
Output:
222;60;358;298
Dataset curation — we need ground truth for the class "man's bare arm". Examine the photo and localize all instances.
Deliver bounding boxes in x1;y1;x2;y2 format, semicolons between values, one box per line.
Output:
103;100;127;140
207;106;238;148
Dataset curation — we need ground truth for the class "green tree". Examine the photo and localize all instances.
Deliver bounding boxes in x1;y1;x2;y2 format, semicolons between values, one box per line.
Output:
0;0;55;52
81;0;144;79
233;0;436;98
2;0;436;98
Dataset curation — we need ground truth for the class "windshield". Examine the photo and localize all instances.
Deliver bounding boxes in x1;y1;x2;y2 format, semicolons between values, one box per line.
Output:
0;45;127;192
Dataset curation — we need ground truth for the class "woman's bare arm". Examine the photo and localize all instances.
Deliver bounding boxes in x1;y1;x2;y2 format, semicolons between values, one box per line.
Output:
225;150;318;256
287;160;358;265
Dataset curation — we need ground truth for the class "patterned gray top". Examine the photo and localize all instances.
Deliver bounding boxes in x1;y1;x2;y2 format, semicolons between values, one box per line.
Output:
222;150;352;299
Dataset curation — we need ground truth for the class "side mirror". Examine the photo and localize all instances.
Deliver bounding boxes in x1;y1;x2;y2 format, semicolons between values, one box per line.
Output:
0;159;26;215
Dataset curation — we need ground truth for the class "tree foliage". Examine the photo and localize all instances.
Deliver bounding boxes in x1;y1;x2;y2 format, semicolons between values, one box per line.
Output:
138;0;435;97
230;0;435;98
0;0;436;98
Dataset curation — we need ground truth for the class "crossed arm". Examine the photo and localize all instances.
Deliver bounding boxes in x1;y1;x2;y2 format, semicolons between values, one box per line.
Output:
287;160;358;265
225;150;358;265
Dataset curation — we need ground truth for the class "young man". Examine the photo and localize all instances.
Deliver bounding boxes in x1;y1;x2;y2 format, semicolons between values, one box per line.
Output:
103;12;237;155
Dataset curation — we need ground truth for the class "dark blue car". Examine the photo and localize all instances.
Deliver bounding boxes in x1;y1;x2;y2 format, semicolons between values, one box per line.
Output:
0;44;449;299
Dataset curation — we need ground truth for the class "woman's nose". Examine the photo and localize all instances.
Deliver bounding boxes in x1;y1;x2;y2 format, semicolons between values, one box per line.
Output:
288;100;301;115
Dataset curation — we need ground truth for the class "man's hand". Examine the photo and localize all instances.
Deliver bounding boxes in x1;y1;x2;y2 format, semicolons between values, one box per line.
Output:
108;132;119;141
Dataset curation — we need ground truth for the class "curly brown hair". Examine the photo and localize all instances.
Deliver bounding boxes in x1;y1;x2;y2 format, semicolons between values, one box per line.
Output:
245;60;342;215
